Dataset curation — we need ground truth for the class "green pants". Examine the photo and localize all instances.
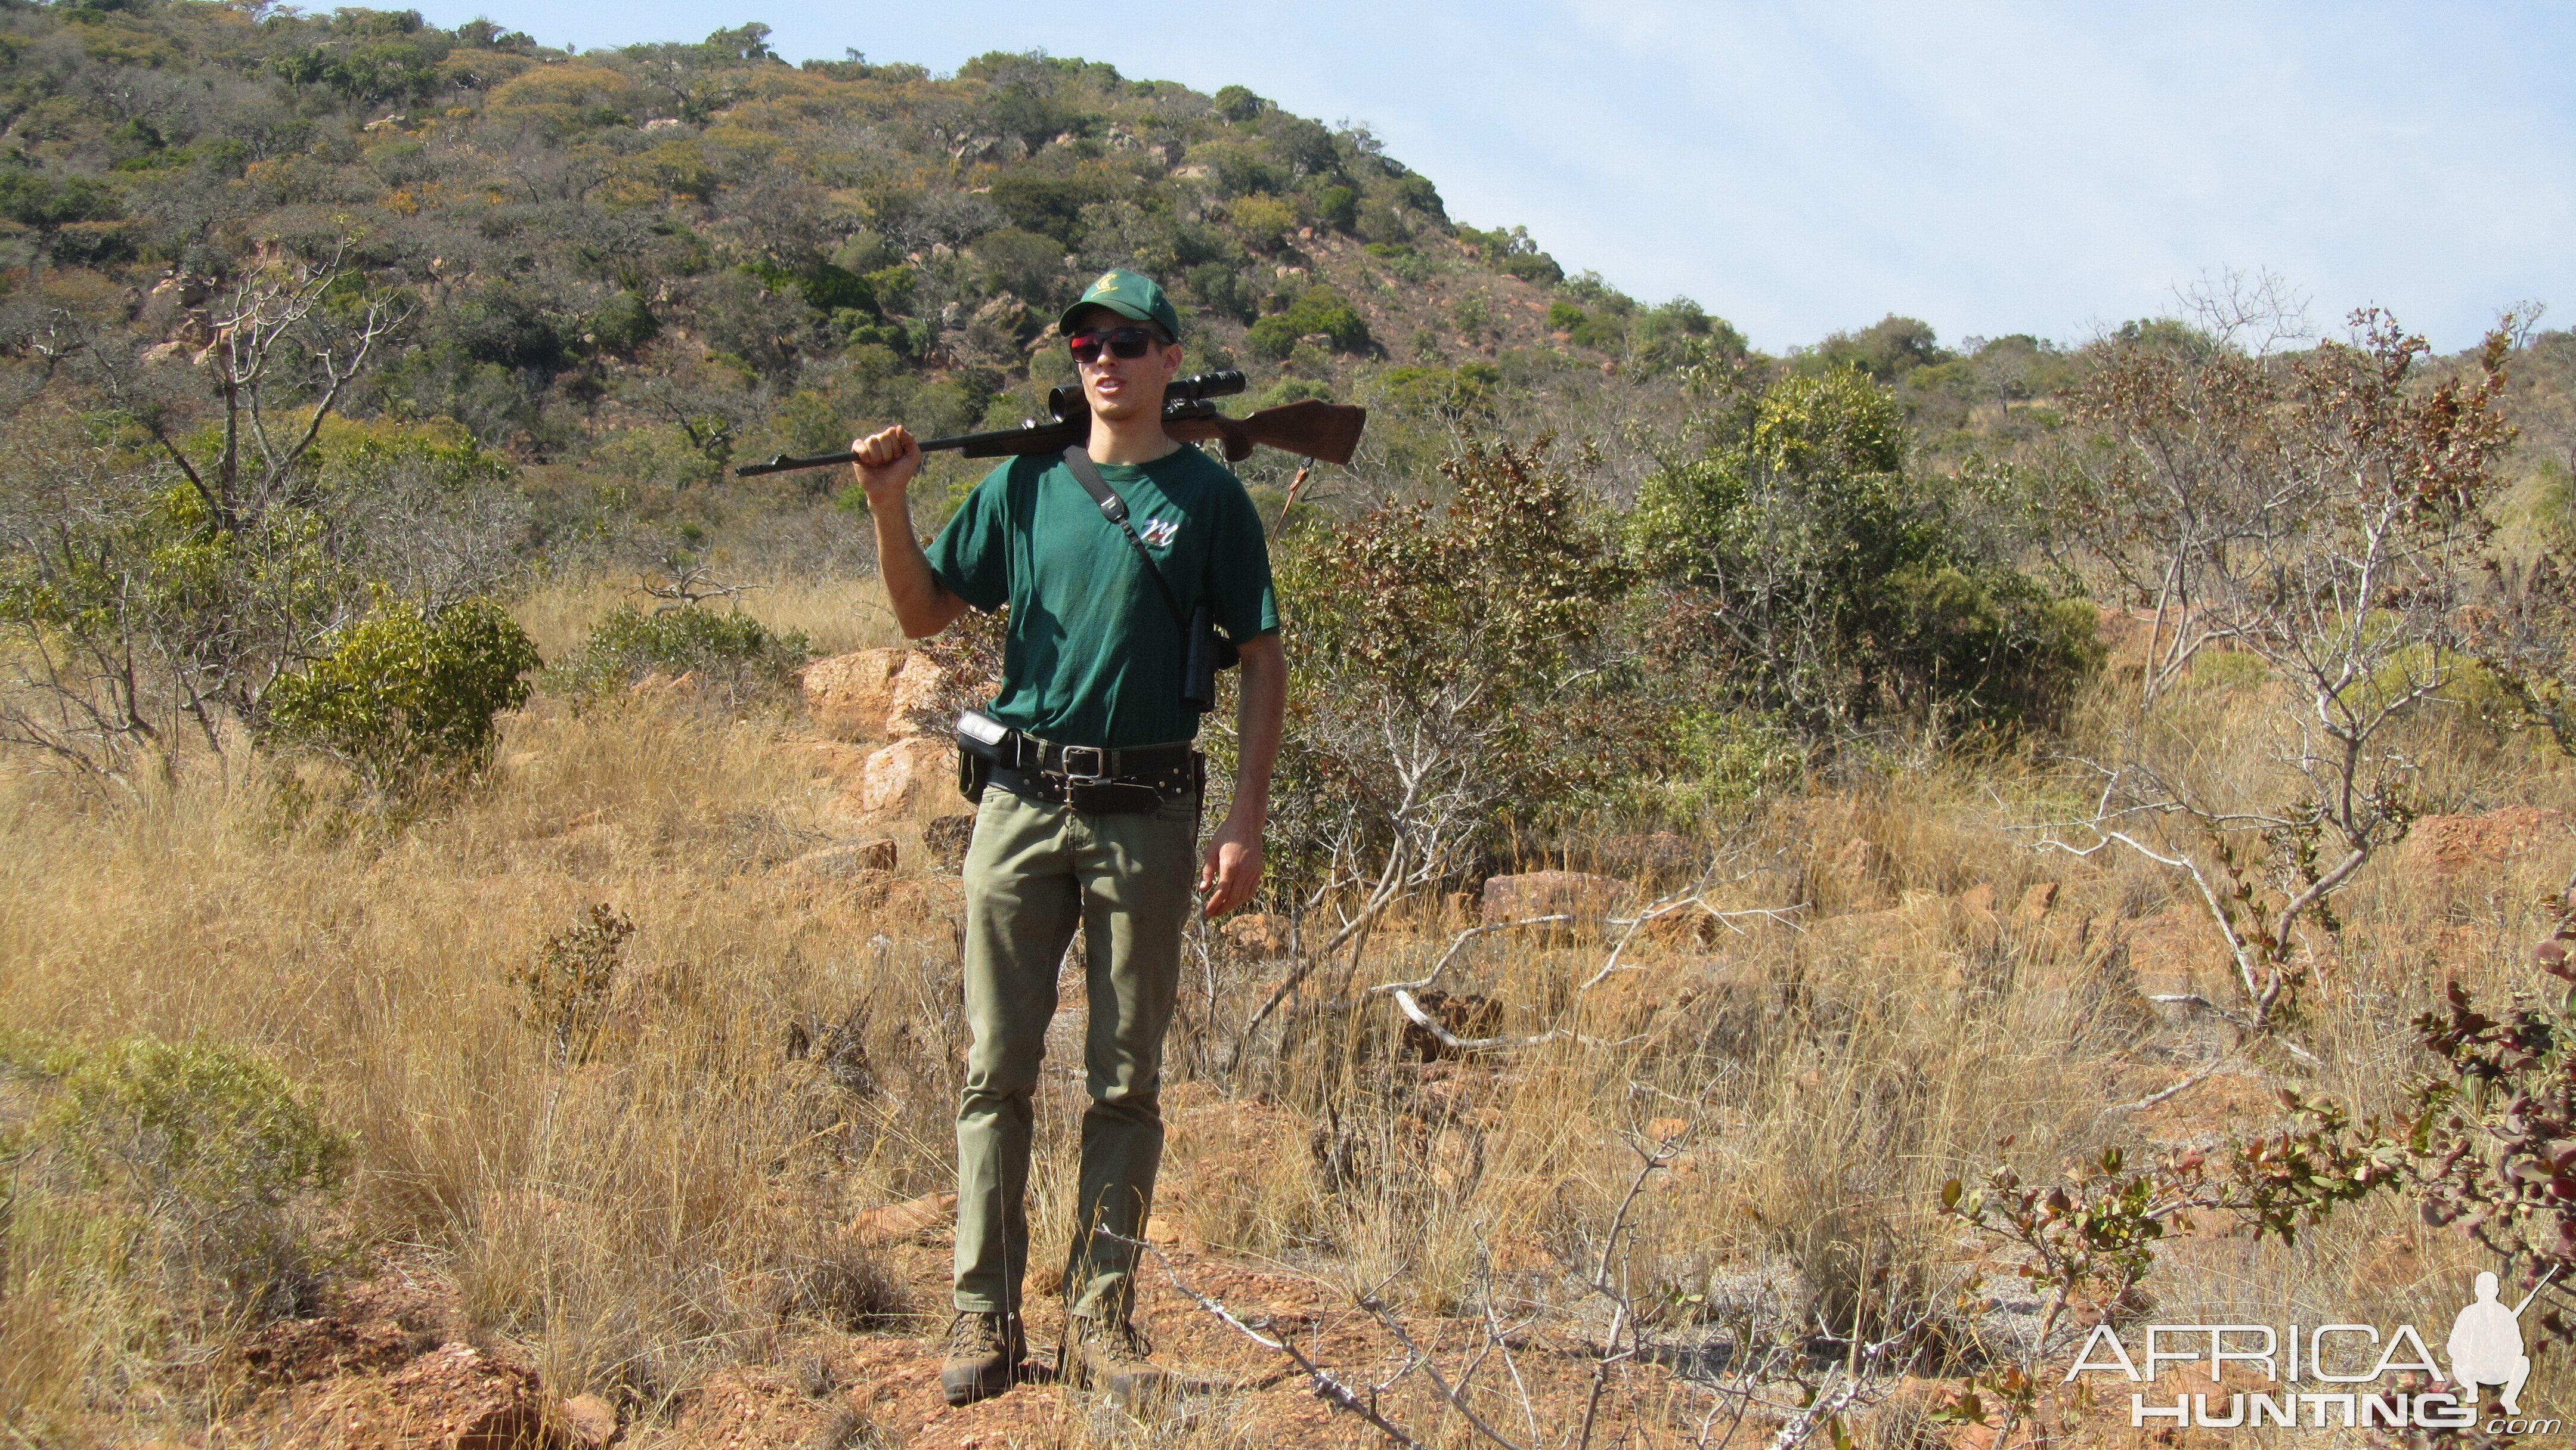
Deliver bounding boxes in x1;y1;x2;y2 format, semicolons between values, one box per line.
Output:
952;783;1197;1324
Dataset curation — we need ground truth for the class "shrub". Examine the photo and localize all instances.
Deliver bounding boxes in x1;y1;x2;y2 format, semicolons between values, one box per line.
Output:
1229;194;1297;251
264;596;540;788
2;1032;354;1321
1363;242;1432;283
1272;436;1634;890
550;605;812;709
1246;285;1370;360
1368;363;1498;418
1634;368;2097;736
589;292;660;355
1184;262;1259;324
511;904;634;1059
1462;225;1564;286
1212;84;1264;123
1312;184;1357;233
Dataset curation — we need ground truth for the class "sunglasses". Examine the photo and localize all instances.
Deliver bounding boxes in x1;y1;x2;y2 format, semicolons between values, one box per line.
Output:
1067;326;1166;364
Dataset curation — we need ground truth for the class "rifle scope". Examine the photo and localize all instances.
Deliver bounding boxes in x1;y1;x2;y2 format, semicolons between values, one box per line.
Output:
1044;369;1245;423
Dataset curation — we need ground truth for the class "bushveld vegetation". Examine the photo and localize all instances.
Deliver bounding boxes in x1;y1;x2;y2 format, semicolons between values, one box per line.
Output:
8;2;2576;1446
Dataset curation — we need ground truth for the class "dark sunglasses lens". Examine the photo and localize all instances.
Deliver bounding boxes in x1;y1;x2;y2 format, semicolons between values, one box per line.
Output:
1068;327;1158;362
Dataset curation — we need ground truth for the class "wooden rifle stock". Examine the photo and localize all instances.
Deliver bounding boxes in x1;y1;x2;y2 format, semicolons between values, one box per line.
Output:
1163;399;1368;466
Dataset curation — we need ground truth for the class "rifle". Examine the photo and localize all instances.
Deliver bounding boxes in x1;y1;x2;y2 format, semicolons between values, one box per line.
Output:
732;370;1367;477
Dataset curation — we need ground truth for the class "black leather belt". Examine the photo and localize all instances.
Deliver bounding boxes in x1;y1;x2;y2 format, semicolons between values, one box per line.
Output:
979;728;1198;814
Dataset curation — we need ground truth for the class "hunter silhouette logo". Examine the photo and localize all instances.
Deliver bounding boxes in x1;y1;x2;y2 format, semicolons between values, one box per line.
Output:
2064;1266;2559;1432
2448;1268;2553;1415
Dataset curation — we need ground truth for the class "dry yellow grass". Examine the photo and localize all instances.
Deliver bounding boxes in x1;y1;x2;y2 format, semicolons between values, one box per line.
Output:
515;572;906;662
4;590;2575;1445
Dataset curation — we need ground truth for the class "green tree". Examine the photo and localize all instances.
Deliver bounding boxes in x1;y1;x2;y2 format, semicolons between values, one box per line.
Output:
1635;368;2095;736
265;596;540;788
1247;286;1370;359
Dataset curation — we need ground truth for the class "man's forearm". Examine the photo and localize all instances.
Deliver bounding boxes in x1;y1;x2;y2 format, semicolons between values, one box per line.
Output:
869;487;966;638
1230;636;1286;821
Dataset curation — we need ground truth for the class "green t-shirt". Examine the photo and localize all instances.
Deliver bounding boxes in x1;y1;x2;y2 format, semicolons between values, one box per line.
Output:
927;446;1280;749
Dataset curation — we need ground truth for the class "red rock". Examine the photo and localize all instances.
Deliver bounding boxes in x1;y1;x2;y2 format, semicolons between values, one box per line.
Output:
2016;881;2060;924
383;1343;561;1449
801;650;949;742
1221;912;1289;955
2403;807;2569;875
561;1393;618;1448
855;736;953;817
778;839;898;881
850;1191;956;1247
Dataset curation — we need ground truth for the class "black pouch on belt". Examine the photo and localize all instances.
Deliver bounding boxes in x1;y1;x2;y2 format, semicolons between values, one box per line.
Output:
954;708;1010;804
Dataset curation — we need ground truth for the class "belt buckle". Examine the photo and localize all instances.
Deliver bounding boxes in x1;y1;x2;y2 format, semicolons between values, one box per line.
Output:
1060;745;1107;783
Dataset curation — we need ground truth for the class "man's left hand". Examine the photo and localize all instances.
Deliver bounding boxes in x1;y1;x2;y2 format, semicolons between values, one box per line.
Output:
1198;811;1264;917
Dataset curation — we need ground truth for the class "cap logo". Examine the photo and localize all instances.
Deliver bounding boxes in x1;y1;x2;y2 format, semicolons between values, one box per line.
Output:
1091;272;1123;295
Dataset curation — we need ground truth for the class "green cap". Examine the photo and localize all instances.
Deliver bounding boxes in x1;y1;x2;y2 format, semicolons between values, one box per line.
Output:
1059;268;1181;340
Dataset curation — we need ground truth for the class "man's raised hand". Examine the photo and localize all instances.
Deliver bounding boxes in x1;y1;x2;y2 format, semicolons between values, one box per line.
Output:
851;425;921;501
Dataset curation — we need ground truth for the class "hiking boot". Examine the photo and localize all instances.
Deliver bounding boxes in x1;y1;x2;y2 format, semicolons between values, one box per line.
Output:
1062;1314;1169;1407
940;1310;1024;1406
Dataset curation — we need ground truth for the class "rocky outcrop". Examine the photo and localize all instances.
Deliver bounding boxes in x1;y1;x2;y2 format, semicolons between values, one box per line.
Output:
382;1343;559;1450
800;649;948;742
2402;807;2569;875
853;736;952;818
849;1191;956;1247
776;839;898;881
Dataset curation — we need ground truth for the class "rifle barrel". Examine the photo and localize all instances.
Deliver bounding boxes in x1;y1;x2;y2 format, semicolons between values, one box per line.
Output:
732;420;1073;476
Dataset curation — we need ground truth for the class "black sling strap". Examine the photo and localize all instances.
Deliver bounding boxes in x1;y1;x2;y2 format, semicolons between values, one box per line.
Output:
1060;444;1196;634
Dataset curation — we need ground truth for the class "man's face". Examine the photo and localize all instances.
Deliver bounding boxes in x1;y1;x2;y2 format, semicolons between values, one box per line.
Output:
1067;305;1182;423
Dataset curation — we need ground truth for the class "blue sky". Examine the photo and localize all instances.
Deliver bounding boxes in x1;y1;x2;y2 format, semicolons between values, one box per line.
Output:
405;0;2574;354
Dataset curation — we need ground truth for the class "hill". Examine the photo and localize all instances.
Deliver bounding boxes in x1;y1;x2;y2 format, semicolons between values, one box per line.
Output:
1;4;1753;543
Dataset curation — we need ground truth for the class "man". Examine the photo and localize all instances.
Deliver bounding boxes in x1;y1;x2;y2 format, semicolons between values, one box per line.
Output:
847;269;1286;1408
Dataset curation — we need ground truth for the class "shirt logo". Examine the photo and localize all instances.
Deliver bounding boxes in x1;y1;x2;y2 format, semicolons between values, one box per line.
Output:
1138;517;1179;550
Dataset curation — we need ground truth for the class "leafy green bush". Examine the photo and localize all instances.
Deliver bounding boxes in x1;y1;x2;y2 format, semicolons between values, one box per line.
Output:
1312;184;1358;233
589;291;659;354
1184;262;1260;324
266;596;540;786
1460;224;1564;285
1363;242;1433;283
1212;84;1264;123
1247;285;1371;360
1272;437;1634;887
1369;363;1499;418
1;1031;354;1321
1228;194;1297;250
550;605;812;709
1634;368;2097;735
